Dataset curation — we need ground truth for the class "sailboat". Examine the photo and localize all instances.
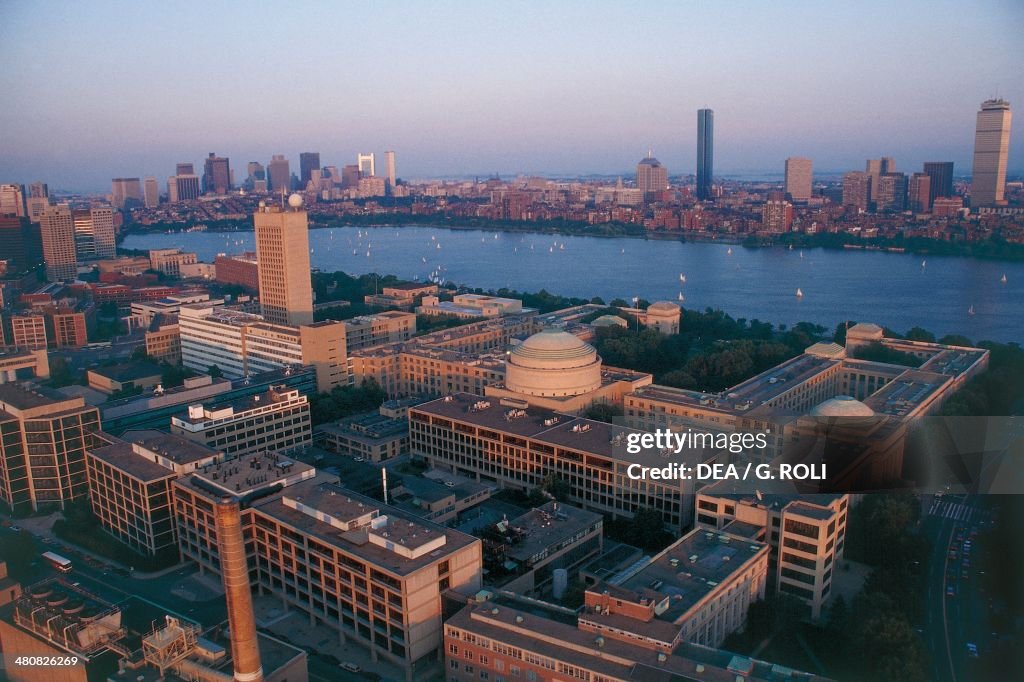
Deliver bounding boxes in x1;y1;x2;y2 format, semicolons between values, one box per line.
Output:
352;249;358;255
796;288;804;298
494;233;499;239
799;250;804;259
921;259;927;268
678;292;685;302
679;273;686;283
421;256;427;263
1001;273;1008;284
727;247;733;255
436;242;441;249
549;246;554;253
968;305;976;316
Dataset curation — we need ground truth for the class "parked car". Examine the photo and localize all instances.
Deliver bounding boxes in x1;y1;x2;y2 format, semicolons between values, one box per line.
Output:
340;662;361;673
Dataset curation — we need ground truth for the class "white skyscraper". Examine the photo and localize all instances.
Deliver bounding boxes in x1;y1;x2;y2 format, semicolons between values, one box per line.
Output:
971;98;1012;206
357;152;375;178
784;157;813;201
384;151;396;187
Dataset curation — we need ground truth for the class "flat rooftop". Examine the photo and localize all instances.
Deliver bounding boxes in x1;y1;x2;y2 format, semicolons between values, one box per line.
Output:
188;450;315;497
614;529;767;621
88;442;177;482
503;502;601;564
0;382;80;411
88;362;163;382
863;369;951;417
250;477;479;575
122;429;221;465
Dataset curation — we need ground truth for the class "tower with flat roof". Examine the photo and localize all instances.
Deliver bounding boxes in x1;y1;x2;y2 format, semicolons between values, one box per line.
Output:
971;98;1012;206
696;109;714;200
253;194;314;326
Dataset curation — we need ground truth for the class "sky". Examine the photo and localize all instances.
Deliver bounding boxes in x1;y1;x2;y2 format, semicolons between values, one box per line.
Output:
1;0;1022;192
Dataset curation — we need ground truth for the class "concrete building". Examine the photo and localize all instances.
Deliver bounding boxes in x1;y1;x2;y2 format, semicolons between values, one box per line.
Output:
409;393;707;531
171;385;312;457
0;384;101;513
86;431;220;556
841;171;871;212
87;362;164;395
417;293;524;319
385;150;397;187
111;177;142;209
170;173;201;202
71;206;115;260
317;409;409;462
143;175;159;208
971;98;1012;206
268;154;291;194
172;470;482;677
9;313;48;349
874;173;907;212
39;204;77;281
254;197;314;326
761;200;793;232
299;152;320;187
148;248;197;277
144;319;181;364
784;157;813;201
365;282;439;310
695;486;849;619
0;183;26;217
0;349;50;384
909;172;932;212
635;154;668;196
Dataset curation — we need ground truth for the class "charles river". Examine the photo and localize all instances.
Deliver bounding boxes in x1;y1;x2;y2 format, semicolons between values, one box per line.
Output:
122;225;1024;343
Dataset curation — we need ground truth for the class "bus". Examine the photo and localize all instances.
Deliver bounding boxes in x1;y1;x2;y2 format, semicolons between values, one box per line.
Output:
42;551;73;573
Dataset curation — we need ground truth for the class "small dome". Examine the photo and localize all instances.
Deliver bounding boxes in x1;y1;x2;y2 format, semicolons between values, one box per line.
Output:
847;322;883;336
510;329;596;368
648;301;681;314
810;395;875;419
506;328;602;398
592;315;628;328
287;193;304;208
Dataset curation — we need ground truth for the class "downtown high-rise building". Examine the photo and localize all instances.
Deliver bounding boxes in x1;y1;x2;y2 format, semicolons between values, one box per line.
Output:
922;161;954;204
203;153;231;195
696;109;714;200
299;152;320;187
254;196;314;326
143;176;159;208
909;172;932;213
28;181;48;199
268;154;290;194
970;98;1012;206
864;157;894;209
169;173;201;202
761;199;794;232
842;171;871;212
176;162;194;176
0;183;26;217
40;204;77;281
635;152;668;196
357;152;375;178
784;157;813;201
72;206;115;260
111;177;142;209
874;173;908;212
384;150;396;187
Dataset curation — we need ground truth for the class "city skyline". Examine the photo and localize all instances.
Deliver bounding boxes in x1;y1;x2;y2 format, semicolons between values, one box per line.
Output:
1;1;1022;191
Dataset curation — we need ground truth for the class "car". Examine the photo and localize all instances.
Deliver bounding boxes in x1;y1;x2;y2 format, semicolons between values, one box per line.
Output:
9;525;21;532
946;585;956;597
354;457;365;463
966;643;979;658
444;480;455;488
340;662;361;672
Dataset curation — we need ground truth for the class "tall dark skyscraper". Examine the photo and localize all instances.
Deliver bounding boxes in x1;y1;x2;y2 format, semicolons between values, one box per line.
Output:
299;152;320;186
696;109;714;200
923;161;954;204
202;153;231;195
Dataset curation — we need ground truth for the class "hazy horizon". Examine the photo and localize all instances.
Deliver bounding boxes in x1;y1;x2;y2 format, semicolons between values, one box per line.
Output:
2;1;1022;192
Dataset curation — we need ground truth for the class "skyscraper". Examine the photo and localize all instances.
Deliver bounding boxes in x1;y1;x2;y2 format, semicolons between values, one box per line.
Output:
696;109;714;200
784;157;813;201
970;98;1012;206
111;178;142;209
268;154;290;194
40;204;77;281
203;153;231;195
254;195;314;326
922;161;954;203
72;206;115;260
176;163;195;176
635;153;668;196
0;184;26;217
874;173;908;212
842;171;871;212
28;181;48;199
299;152;320;187
171;174;201;202
357;152;375;178
384;150;397;187
761;200;794;232
864;157;895;209
143;176;159;208
909;173;932;213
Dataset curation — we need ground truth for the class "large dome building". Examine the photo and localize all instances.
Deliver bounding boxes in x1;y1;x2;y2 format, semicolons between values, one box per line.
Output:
485;327;652;413
505;329;602;398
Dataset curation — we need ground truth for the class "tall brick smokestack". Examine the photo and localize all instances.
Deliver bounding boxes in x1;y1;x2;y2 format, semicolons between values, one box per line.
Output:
214;499;263;682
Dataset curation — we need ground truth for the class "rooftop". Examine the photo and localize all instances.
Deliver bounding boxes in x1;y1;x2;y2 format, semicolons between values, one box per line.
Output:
122;430;221;465
502;502;602;564
88;442;178;482
88;361;163;383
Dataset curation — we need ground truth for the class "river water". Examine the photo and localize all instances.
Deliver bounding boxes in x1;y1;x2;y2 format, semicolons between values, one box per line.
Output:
121;225;1024;342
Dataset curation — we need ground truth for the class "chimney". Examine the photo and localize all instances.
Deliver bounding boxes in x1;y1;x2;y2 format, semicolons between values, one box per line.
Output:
214;499;263;682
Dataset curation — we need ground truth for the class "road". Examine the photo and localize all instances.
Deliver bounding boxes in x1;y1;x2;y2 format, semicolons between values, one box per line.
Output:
921;494;989;682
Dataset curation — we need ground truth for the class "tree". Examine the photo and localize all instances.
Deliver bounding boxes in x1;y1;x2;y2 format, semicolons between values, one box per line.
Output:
207;364;223;378
583;402;622;423
905;326;936;342
540;473;571;502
